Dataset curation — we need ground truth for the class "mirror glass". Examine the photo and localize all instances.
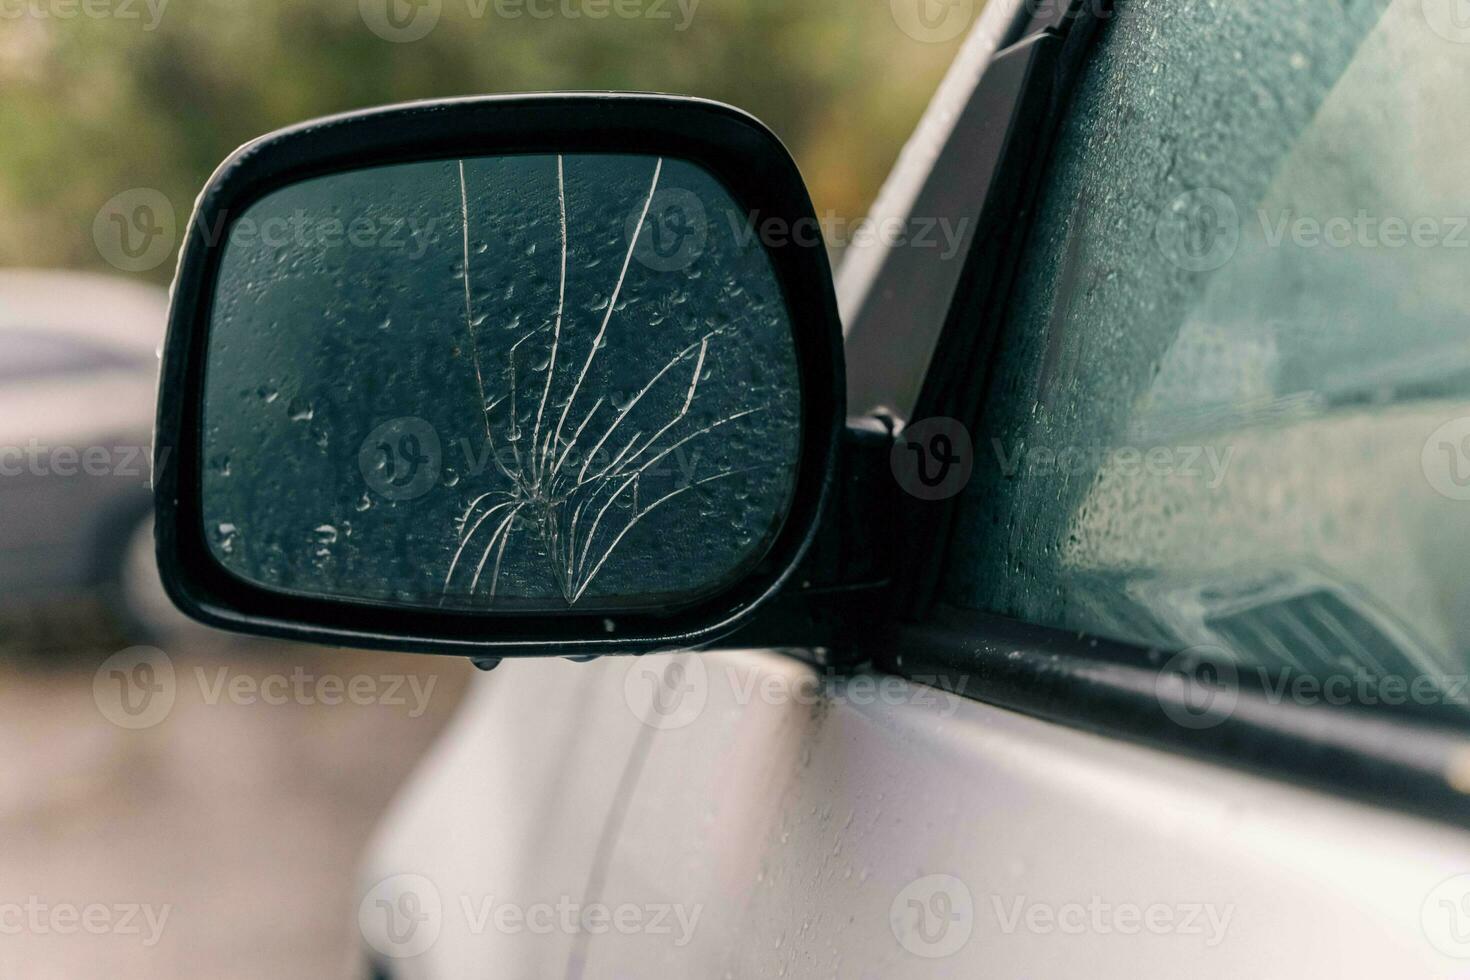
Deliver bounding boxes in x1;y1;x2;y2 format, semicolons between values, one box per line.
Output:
201;153;802;612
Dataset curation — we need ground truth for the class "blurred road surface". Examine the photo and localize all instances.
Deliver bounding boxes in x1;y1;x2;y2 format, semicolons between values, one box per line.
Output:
0;626;471;978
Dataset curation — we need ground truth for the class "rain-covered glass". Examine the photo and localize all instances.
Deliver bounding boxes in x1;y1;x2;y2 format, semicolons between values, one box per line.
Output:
945;0;1470;711
201;153;801;611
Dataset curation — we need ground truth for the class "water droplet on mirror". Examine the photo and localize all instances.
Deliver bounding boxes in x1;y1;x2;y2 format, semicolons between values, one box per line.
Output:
313;524;338;559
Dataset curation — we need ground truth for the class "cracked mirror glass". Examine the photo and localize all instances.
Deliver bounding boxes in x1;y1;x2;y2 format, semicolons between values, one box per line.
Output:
201;154;802;612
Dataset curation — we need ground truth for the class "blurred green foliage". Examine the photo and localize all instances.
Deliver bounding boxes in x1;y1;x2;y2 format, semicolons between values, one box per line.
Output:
0;0;965;283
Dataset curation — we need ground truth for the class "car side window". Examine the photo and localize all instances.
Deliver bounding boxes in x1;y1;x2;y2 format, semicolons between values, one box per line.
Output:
943;0;1470;706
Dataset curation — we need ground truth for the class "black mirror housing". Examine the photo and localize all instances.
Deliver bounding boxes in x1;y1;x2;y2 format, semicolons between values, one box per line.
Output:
154;93;845;658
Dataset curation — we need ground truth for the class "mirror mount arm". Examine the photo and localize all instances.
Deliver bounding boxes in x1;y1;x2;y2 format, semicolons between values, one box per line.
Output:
478;416;893;672
718;414;898;664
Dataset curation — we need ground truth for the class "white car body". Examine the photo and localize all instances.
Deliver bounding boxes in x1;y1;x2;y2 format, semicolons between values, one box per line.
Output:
357;7;1470;976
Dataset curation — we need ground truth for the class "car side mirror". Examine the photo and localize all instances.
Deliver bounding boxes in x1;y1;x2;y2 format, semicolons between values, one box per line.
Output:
154;94;846;659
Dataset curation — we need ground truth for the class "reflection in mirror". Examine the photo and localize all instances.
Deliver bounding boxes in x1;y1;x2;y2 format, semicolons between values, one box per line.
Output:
202;153;801;612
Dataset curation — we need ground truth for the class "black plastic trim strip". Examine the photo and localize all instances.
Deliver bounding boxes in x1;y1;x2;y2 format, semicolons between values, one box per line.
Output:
877;607;1470;829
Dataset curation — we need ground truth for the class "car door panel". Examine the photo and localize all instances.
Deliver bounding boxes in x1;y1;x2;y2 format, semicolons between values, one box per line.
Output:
365;649;1470;977
358;656;650;978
